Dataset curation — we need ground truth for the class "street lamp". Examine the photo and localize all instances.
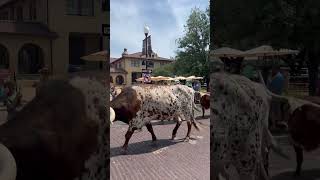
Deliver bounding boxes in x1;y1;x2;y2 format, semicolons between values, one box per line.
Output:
144;26;149;71
143;26;150;84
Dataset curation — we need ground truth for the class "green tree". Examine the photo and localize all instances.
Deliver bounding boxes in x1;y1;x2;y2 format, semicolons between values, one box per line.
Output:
153;63;176;77
214;0;320;95
174;7;210;77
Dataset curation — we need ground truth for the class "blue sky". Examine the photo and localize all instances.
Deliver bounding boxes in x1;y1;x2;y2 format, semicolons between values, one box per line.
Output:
111;0;209;58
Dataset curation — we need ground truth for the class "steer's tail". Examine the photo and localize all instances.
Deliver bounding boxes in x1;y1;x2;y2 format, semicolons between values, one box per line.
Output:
264;125;290;160
192;120;200;131
192;101;204;131
193;103;202;112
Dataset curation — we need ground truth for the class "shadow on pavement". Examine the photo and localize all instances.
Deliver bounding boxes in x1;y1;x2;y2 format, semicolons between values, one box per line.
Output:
271;169;320;180
195;115;210;120
110;138;183;157
151;115;210;126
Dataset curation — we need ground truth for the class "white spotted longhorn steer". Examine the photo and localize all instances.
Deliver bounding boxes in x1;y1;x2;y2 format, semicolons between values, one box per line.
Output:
211;72;290;180
110;84;201;151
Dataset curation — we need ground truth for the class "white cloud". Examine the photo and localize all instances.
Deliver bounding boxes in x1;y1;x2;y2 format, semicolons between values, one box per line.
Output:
110;0;208;58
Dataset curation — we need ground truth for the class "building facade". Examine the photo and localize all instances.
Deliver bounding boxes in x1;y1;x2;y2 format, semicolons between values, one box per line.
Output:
110;48;173;86
0;0;109;79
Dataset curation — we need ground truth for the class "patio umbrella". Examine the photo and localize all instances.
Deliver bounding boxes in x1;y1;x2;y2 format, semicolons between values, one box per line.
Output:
175;76;186;80
81;50;109;62
186;76;204;81
166;77;175;81
136;77;144;82
212;47;244;57
242;45;299;58
277;49;299;56
150;76;170;81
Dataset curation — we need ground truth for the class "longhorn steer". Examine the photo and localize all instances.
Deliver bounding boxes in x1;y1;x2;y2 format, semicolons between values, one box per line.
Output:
287;104;320;176
211;72;289;180
270;95;320;177
110;84;201;151
277;96;320;177
0;77;111;180
200;93;210;118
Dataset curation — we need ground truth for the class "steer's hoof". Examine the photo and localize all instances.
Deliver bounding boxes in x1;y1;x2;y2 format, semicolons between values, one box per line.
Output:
151;141;158;147
293;171;301;177
121;146;128;154
184;137;190;142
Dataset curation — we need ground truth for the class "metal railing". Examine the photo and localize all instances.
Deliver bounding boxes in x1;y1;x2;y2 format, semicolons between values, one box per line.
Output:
287;82;309;98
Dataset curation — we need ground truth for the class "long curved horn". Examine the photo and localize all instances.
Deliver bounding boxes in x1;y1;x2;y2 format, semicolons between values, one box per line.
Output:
110;107;115;124
0;143;16;180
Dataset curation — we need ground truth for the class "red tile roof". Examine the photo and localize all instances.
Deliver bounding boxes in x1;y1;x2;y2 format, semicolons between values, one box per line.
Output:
110;57;119;63
110;52;173;64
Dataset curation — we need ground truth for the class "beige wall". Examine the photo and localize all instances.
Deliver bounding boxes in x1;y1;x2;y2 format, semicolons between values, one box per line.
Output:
110;57;171;85
47;0;109;76
122;58;171;85
0;0;109;77
51;33;68;76
0;34;51;76
48;0;108;35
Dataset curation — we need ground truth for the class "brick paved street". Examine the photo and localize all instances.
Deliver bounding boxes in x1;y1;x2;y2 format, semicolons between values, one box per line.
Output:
270;136;320;180
110;107;210;180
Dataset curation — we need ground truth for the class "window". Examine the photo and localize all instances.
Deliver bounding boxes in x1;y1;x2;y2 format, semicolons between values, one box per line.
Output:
66;0;94;16
147;61;154;68
101;0;108;11
18;44;44;74
0;11;9;20
17;7;23;21
29;0;37;20
0;44;9;69
116;62;122;69
131;60;140;67
116;75;124;85
10;7;14;20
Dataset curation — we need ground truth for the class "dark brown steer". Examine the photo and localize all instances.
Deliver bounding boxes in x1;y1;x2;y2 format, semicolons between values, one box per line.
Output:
200;93;210;118
0;78;109;180
288;103;320;176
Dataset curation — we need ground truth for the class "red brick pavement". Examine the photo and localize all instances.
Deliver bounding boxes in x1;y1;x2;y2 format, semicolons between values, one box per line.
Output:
270;136;320;180
110;111;210;180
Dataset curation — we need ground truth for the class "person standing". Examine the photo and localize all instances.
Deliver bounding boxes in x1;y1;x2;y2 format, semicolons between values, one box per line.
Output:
268;67;285;95
268;66;285;129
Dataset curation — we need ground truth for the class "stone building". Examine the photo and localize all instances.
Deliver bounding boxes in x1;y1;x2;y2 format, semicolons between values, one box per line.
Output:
0;0;109;79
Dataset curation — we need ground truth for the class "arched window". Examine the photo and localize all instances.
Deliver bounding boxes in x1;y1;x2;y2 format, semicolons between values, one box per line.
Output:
0;44;9;69
18;44;44;74
110;76;113;83
115;75;124;85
